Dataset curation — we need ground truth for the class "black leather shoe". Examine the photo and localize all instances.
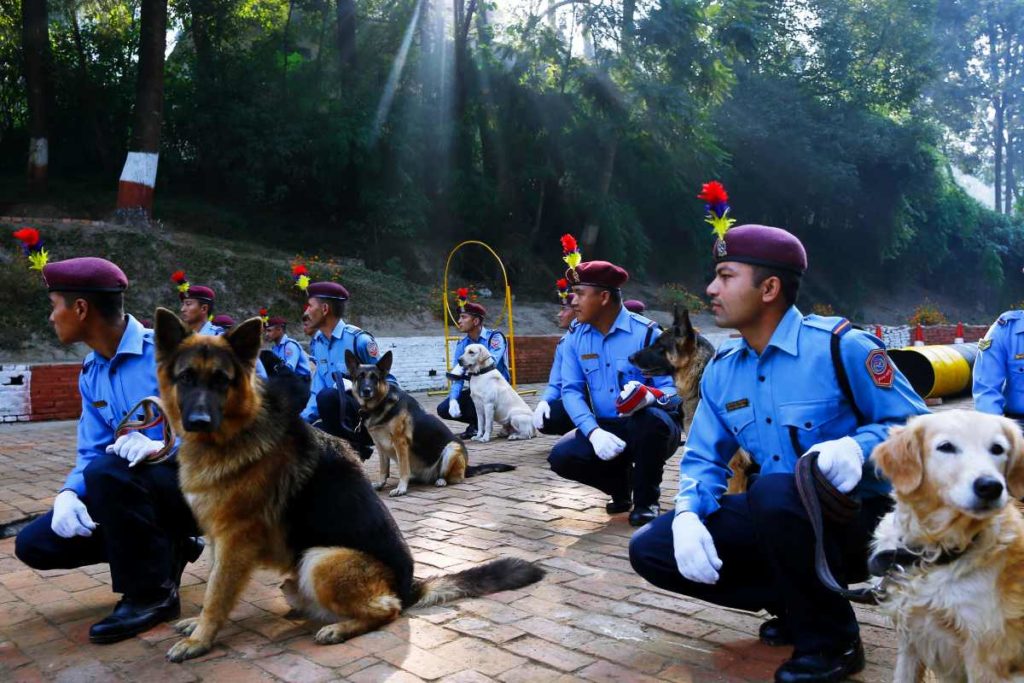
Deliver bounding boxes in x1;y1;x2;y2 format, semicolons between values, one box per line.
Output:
459;426;477;439
174;536;205;586
774;639;865;683
628;504;660;527
605;497;632;514
759;616;794;646
88;589;181;644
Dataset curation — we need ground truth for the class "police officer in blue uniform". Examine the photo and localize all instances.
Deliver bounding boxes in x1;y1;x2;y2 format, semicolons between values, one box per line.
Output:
437;301;509;439
300;280;392;459
629;224;928;683
264;314;311;378
547;260;682;528
973;309;1024;424
15;258;202;644
532;290;579;435
177;283;223;336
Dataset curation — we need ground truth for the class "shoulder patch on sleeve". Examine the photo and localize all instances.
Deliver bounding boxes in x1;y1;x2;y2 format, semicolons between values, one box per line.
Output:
366;340;379;357
489;333;503;350
865;348;895;388
979;338;992;351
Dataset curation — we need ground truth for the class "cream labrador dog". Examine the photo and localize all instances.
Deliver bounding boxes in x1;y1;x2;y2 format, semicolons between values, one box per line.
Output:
455;343;535;442
870;410;1024;683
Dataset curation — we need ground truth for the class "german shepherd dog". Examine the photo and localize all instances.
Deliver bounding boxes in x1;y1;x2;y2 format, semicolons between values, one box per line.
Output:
345;350;515;497
628;307;753;492
153;309;544;663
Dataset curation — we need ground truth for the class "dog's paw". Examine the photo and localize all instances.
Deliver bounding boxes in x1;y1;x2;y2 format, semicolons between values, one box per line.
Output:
166;636;211;662
173;617;200;636
477;435;491;443
373;481;387;491
315;623;350;645
389;487;408;497
435;478;447;487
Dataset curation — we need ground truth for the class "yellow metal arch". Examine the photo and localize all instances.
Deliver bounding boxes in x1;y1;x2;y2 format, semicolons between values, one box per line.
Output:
431;240;534;395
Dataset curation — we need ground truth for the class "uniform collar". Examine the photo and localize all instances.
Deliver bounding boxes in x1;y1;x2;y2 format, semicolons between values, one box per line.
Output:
744;306;802;357
330;319;347;340
613;306;633;333
468;326;491;342
94;315;146;364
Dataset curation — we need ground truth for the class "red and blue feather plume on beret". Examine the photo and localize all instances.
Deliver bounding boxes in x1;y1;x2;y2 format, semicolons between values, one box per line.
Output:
12;227;48;271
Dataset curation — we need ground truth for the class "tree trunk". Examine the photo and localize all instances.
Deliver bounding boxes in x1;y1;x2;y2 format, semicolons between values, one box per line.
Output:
988;16;1003;213
21;0;50;191
116;0;168;216
622;0;636;52
336;0;356;73
69;2;112;172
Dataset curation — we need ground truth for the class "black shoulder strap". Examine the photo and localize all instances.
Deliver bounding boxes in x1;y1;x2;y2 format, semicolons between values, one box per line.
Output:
830;321;866;425
643;321;658;348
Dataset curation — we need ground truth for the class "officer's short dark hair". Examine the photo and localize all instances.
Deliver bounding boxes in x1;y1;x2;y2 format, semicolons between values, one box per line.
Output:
751;266;801;307
61;291;124;324
324;298;346;319
608;289;622;307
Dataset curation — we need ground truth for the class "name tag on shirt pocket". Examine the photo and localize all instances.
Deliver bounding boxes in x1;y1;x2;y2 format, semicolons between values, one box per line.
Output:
717;405;754;436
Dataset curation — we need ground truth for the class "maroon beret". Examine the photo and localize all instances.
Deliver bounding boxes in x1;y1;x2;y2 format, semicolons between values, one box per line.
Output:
560;292;577;307
266;316;288;326
307;281;349;301
460;302;487;318
714;224;807;274
569;261;629;290
624;299;646;314
42;257;128;293
212;314;235;328
180;285;215;303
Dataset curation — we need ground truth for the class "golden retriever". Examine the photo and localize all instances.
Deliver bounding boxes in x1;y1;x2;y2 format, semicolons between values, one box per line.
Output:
453;343;535;442
870;410;1024;682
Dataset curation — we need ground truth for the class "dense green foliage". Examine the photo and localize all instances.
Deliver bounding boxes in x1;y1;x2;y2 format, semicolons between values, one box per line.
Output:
1;0;1022;313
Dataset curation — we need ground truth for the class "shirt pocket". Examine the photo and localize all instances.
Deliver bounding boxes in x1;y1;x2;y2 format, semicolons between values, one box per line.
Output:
716;404;755;438
616;358;644;391
778;399;843;457
1008;359;1024;393
580;358;603;392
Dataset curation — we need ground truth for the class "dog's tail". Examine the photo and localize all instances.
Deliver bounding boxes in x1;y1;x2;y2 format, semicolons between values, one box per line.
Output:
412;558;544;608
465;463;516;477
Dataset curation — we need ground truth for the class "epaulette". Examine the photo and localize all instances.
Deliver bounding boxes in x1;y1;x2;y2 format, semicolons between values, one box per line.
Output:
343;323;365;336
626;311;654;327
997;310;1024;326
81;352;96;371
801;314;852;335
713;337;744;361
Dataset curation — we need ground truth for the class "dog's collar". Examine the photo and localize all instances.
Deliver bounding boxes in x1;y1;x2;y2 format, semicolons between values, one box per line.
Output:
868;537;979;578
457;361;499;378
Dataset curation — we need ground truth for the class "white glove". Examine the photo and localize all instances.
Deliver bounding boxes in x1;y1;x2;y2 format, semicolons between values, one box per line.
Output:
106;431;165;467
448;399;461;419
588;428;626;461
51;490;97;539
672;512;722;584
810;436;864;493
532;400;551;430
342;378;353;393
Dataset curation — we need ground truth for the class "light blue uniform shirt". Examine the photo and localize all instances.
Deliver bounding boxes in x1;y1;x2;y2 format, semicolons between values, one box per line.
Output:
66;316;166;496
561;307;676;437
541;321;579;403
447;327;510;401
302;319;390;422
271;334;312;377
973;310;1024;417
675;307;929;520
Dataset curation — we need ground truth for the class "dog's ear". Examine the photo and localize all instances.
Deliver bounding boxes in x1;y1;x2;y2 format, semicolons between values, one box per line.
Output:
345;350;361;377
154;307;191;360
376;350;393;376
872;423;924;494
1001;418;1024;498
225;318;263;368
680;308;695;341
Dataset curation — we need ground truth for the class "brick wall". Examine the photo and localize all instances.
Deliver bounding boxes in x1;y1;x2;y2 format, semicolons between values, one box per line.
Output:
876;324;988;349
29;365;82;421
0;335;566;422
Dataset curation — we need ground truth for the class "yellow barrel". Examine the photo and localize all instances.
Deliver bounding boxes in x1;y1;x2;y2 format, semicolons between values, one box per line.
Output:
888;345;975;399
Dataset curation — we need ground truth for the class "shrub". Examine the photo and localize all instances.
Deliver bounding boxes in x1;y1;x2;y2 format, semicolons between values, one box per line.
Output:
908;302;947;326
657;283;707;313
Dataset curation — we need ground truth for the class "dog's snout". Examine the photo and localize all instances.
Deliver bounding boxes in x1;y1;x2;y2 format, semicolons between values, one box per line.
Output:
359;386;373;398
184;410;213;432
974;476;1004;502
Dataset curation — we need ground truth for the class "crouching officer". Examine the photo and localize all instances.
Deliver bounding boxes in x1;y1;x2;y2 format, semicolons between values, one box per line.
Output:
15;257;202;644
300;280;394;459
973;308;1024;426
437;300;509;438
629;224;928;682
533;285;579;435
264;314;311;380
547;260;681;528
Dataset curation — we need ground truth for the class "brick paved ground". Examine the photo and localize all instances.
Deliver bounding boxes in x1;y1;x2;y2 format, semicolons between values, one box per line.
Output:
0;386;970;682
